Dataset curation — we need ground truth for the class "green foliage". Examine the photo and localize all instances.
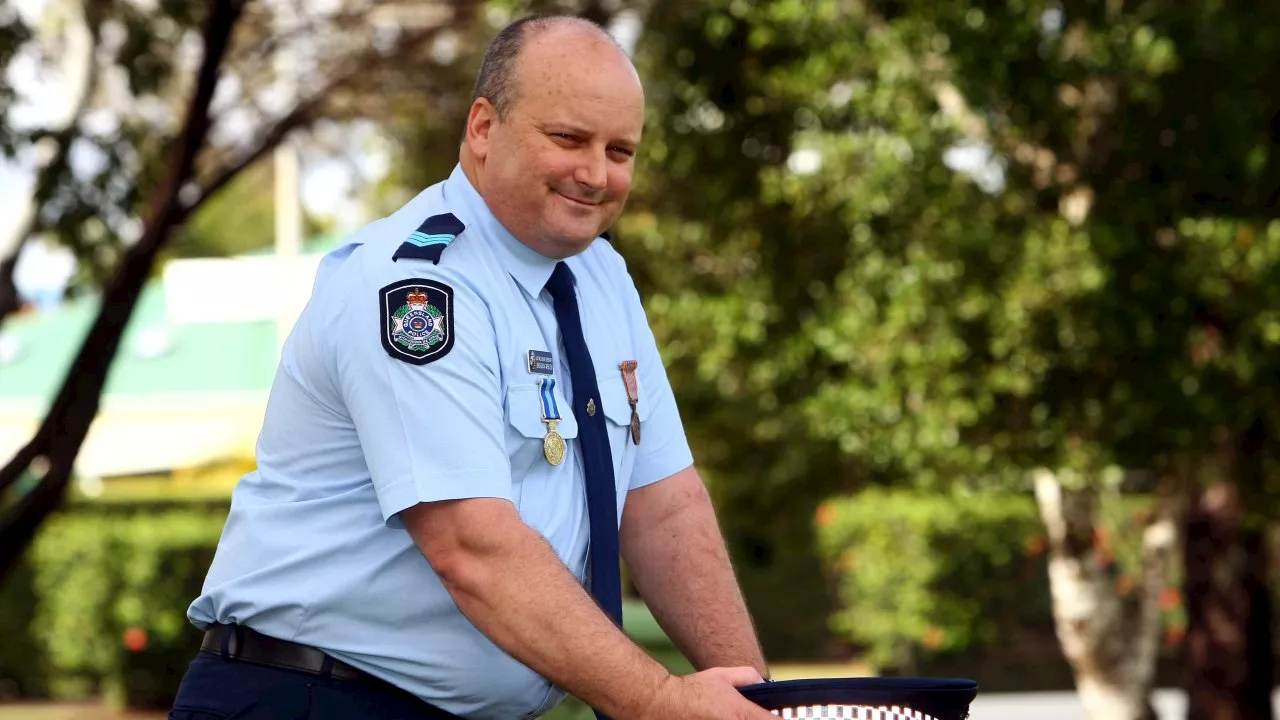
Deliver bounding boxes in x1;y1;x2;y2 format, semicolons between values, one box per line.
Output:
0;1;217;290
371;0;1280;668
1;498;686;710
0;561;46;700
844;0;1280;493
28;506;227;708
164;156;335;260
815;489;1050;669
169;157;278;258
619;0;1280;499
0;8;31;157
815;488;1188;672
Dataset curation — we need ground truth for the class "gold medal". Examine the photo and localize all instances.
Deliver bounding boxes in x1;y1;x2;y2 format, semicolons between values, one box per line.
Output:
619;360;641;445
539;377;566;466
543;419;566;466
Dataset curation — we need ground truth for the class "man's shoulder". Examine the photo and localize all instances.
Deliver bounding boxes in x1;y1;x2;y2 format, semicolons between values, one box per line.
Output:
334;183;497;293
577;231;634;284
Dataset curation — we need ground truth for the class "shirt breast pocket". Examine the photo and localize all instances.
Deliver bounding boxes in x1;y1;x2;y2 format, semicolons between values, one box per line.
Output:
504;383;578;502
596;373;649;496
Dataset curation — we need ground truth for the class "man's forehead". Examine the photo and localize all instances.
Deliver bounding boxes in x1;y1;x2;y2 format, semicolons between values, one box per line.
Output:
511;59;642;131
516;25;638;85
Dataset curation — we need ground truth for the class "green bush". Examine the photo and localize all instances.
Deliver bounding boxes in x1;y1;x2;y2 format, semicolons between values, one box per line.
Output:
814;487;1191;683
28;504;229;708
1;499;685;711
814;488;1052;671
0;560;47;700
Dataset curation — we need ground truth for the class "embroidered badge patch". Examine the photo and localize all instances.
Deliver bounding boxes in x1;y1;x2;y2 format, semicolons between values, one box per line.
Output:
392;213;466;265
379;279;454;365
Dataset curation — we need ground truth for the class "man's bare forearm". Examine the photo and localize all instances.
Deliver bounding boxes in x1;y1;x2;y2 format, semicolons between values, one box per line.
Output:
404;501;669;719
620;470;768;676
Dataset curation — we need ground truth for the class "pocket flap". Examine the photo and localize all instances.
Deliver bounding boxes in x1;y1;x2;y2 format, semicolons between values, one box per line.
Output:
596;373;650;426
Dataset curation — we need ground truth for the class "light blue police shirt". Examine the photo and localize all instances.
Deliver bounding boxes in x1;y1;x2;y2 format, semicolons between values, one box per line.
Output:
187;164;695;719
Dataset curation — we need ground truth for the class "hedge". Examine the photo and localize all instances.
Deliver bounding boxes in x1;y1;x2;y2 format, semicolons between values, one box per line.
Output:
24;503;228;708
0;499;687;711
813;487;1185;683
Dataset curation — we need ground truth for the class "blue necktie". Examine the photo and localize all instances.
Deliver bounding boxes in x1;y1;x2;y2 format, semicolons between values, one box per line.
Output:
545;262;623;630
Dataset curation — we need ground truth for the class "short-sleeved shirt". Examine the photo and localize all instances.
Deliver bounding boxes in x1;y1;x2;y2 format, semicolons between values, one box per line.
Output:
186;164;695;719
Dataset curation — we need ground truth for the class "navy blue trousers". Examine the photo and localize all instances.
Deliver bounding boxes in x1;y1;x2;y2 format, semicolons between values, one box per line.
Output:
169;652;460;720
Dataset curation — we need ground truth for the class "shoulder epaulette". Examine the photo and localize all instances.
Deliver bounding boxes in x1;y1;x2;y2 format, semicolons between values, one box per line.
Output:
392;213;466;265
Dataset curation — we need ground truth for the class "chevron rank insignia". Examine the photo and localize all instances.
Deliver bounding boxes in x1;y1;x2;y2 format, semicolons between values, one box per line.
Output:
392;213;466;264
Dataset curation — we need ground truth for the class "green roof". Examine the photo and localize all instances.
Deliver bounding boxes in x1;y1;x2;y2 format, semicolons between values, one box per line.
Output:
0;283;277;405
0;234;345;407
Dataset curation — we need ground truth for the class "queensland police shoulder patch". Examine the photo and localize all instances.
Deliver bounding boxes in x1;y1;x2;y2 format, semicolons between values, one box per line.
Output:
379;279;454;365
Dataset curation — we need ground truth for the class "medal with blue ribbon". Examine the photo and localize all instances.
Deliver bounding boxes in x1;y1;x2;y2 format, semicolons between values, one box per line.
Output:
540;377;566;466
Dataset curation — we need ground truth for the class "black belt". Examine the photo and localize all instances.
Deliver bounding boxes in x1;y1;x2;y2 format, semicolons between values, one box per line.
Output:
201;622;380;684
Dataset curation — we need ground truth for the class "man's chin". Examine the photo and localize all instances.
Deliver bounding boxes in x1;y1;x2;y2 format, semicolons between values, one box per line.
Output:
542;226;603;257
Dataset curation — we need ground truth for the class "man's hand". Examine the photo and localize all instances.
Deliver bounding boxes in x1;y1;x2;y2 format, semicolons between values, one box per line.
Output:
638;667;777;720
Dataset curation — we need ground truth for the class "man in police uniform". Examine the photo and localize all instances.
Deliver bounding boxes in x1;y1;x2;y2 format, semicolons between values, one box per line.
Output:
169;14;774;720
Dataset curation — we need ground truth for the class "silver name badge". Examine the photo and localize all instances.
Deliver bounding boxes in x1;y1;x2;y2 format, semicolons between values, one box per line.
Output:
527;350;554;375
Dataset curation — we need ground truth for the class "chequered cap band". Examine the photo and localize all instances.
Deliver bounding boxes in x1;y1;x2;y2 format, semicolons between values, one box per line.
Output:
770;706;948;719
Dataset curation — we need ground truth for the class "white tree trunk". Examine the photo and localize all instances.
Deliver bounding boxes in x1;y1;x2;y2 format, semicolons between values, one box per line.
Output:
1033;469;1180;720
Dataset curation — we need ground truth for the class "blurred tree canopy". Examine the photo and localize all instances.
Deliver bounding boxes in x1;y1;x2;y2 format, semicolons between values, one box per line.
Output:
601;0;1280;711
0;0;483;319
3;0;1279;712
375;0;1280;702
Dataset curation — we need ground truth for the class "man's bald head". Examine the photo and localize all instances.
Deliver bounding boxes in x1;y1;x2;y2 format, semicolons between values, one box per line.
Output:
460;14;644;259
469;15;630;120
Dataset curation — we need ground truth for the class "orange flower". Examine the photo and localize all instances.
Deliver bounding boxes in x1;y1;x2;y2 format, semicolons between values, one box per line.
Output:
1093;527;1111;550
1024;535;1046;557
815;503;837;528
1164;624;1186;647
1159;588;1182;612
123;627;148;653
921;626;946;651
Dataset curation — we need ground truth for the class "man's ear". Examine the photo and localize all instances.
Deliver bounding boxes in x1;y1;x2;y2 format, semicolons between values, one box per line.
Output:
464;99;499;159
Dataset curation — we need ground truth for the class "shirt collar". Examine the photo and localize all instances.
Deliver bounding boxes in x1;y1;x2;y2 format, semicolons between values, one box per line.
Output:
441;164;558;298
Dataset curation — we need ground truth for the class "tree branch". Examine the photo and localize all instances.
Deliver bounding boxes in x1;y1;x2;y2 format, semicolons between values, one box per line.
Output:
0;0;99;324
182;101;319;223
0;0;245;581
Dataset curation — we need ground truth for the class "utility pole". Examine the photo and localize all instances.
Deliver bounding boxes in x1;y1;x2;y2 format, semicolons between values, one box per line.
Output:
273;0;303;358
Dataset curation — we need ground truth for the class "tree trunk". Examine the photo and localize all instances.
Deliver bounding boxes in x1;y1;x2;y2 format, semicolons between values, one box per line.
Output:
1034;469;1181;720
1183;480;1275;720
0;0;244;582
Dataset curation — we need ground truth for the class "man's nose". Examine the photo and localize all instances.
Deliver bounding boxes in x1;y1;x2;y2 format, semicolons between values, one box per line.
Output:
574;147;608;192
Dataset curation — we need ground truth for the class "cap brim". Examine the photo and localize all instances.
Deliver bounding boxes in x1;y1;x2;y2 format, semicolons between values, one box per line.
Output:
739;677;978;719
